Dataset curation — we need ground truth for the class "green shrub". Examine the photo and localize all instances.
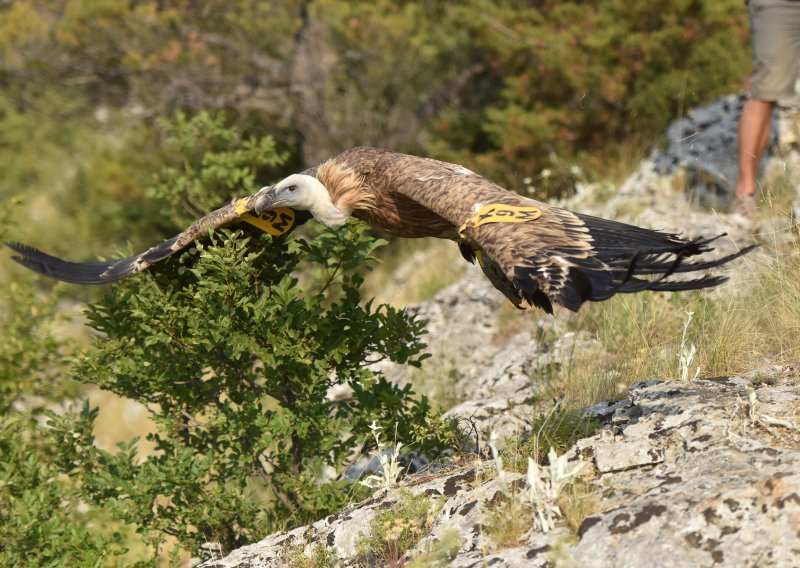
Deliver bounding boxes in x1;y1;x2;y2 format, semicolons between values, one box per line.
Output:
41;112;438;560
0;271;132;566
0;414;130;568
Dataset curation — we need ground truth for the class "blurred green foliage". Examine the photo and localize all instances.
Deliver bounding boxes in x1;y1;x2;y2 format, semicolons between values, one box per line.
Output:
427;0;749;194
0;0;749;242
0;2;751;563
0;413;130;567
0;279;131;566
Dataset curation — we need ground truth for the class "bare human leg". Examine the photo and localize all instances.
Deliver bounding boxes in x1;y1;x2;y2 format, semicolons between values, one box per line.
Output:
734;97;776;201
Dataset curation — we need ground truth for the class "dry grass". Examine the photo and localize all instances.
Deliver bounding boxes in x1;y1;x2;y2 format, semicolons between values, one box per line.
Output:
549;291;686;410
759;165;799;218
494;302;543;344
557;479;599;534
482;497;531;550
691;297;760;376
549;236;800;411
89;387;158;456
508;190;797;412
405;356;465;411
361;238;465;306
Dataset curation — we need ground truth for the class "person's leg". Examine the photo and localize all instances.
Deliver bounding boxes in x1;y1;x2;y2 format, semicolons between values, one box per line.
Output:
734;98;776;200
733;0;800;211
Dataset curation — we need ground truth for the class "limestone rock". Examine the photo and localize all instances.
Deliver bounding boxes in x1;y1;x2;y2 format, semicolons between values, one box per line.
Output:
569;375;800;568
201;372;800;568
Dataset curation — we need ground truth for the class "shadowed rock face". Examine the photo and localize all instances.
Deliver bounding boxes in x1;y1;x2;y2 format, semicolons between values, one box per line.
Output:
200;371;800;568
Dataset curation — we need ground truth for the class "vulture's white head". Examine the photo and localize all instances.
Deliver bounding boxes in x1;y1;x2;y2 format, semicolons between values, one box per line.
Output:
253;174;349;228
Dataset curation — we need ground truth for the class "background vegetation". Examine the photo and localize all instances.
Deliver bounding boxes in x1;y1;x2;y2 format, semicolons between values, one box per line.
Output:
0;0;758;565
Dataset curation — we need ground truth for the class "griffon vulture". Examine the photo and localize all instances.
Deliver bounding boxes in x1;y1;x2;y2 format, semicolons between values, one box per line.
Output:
5;147;754;313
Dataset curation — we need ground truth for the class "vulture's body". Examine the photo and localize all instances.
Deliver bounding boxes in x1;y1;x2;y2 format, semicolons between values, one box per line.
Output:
5;147;754;313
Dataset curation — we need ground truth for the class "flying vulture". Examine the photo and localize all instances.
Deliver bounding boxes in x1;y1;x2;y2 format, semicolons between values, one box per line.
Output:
5;147;754;313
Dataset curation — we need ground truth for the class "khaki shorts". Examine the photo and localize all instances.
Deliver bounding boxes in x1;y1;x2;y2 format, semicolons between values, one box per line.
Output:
749;0;800;101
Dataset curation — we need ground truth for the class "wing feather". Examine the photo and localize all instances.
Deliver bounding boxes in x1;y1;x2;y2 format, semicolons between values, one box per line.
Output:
4;195;276;284
382;151;753;312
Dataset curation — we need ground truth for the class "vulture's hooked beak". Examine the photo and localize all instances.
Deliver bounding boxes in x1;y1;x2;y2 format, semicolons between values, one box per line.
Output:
253;186;278;215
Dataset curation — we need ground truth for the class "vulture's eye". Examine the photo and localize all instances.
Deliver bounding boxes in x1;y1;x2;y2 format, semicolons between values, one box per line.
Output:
286;185;297;192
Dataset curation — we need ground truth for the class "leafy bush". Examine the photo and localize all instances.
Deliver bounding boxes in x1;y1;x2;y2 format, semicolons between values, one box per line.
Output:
50;225;432;554
42;112;437;559
0;414;129;568
148;111;289;227
0;272;131;567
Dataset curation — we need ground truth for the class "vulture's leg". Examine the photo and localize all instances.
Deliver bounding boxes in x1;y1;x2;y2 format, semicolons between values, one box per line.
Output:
458;242;524;309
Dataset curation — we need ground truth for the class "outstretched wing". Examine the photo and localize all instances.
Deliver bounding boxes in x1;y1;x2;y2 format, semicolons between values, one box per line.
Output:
5;196;308;284
382;151;754;313
464;204;754;313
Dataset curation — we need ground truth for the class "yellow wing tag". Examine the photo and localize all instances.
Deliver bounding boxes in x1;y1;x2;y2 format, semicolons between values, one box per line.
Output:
459;204;542;238
235;198;297;236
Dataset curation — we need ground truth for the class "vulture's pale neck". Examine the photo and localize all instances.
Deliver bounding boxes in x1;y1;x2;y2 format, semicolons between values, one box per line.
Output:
296;175;351;228
312;200;350;228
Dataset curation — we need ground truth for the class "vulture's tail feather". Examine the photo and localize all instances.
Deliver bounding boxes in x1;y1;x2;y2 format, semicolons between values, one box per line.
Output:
642;275;729;292
613;274;728;294
606;243;757;276
507;213;757;312
573;213;713;255
572;222;755;309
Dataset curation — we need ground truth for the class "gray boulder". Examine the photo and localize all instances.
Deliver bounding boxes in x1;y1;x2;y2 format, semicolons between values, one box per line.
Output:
201;372;800;568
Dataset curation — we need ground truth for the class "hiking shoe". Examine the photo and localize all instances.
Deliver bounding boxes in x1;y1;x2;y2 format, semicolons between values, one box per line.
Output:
731;195;758;217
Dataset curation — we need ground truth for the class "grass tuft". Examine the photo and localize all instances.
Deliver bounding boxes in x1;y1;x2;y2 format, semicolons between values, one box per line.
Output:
287;543;339;568
557;479;599;534
355;490;441;566
502;407;598;471
482;497;531;550
406;527;462;568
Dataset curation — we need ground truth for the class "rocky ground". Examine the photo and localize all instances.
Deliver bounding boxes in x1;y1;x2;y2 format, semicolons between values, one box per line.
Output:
201;95;800;567
202;371;800;568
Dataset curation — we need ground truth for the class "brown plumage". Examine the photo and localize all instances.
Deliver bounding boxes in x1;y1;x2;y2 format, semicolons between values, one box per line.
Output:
4;196;312;284
5;147;754;313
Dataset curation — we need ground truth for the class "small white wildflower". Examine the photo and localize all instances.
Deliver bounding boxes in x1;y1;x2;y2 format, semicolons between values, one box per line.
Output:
360;421;405;491
525;449;584;533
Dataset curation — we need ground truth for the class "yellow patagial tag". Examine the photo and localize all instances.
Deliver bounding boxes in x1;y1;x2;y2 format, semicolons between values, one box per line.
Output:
459;204;542;238
235;198;297;236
